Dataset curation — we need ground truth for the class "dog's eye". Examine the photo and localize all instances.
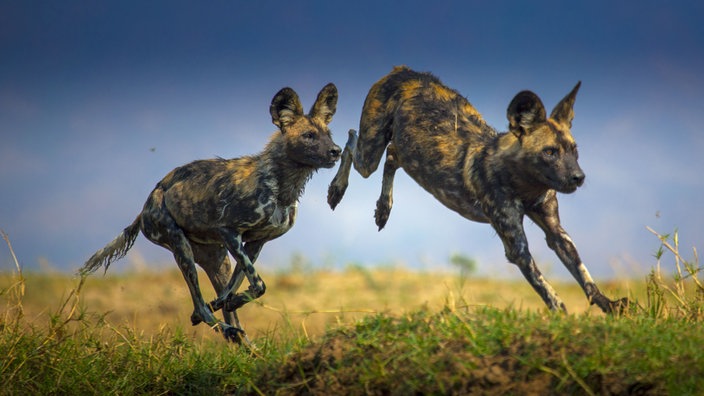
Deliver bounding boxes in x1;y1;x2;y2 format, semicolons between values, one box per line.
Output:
543;147;559;157
302;131;316;140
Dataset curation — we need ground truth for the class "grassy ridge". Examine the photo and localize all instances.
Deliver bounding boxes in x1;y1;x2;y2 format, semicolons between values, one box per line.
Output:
3;299;704;395
1;228;703;394
252;308;704;395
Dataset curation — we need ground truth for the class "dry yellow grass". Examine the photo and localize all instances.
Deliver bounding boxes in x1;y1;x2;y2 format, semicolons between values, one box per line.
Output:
2;267;636;343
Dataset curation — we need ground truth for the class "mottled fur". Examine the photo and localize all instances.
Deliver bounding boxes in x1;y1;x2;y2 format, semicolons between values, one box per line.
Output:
82;84;341;343
329;66;627;313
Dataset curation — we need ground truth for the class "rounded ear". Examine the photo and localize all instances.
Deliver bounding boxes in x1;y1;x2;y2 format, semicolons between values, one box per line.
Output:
507;90;547;136
550;81;581;129
309;83;338;125
270;87;304;129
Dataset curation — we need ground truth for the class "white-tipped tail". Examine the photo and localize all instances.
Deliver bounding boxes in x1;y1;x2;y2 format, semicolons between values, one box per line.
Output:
79;216;141;276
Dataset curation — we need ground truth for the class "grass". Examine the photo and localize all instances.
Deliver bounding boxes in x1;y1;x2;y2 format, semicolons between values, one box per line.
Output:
1;227;703;394
254;308;704;395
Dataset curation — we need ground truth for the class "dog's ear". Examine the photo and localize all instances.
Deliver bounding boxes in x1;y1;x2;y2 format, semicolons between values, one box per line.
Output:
507;90;547;137
550;81;581;129
270;87;304;130
309;83;338;125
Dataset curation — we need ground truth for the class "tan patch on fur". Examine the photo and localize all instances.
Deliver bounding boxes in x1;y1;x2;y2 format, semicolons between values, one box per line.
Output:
431;84;456;102
285;117;315;136
548;119;576;144
228;159;258;195
461;102;483;119
399;80;423;101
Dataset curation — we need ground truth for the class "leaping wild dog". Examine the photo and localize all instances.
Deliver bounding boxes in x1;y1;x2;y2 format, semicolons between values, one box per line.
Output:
328;66;628;314
81;84;342;344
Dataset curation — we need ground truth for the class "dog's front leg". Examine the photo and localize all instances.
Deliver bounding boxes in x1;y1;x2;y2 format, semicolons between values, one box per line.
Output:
216;231;266;311
209;240;265;313
490;203;567;312
225;240;265;311
209;261;245;313
527;194;629;314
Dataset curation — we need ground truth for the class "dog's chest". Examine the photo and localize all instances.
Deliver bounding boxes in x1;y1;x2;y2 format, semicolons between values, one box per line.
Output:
244;203;297;241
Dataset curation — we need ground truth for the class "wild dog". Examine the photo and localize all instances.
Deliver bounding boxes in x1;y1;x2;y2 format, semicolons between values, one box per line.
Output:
328;66;627;314
81;84;341;343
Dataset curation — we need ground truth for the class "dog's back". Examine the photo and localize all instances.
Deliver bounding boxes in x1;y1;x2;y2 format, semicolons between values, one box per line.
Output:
355;66;496;221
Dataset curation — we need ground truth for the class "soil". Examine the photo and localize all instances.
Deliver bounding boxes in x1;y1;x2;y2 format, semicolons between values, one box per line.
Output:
251;331;662;395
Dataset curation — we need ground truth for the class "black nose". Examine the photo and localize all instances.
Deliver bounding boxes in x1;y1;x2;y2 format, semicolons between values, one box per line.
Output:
329;145;342;159
571;171;585;186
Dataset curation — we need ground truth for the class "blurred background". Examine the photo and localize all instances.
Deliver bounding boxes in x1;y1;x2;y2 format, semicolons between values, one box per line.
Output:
1;1;702;280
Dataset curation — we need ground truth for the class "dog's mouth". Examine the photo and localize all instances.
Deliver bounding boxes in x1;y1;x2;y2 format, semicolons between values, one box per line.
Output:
304;145;341;169
321;158;339;169
557;178;584;194
558;184;579;194
303;155;339;169
546;177;582;194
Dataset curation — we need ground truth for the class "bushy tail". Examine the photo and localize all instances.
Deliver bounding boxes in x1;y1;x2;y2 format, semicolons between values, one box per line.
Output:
79;216;141;276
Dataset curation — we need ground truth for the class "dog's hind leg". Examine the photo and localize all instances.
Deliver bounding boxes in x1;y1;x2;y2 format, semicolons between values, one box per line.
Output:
169;235;221;327
328;129;358;209
205;241;264;346
375;144;400;230
170;238;243;343
329;95;394;211
141;192;226;330
193;243;251;345
193;243;234;316
141;199;241;341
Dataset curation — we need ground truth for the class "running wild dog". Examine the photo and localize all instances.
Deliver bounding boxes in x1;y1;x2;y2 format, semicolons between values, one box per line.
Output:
328;66;628;314
81;84;342;343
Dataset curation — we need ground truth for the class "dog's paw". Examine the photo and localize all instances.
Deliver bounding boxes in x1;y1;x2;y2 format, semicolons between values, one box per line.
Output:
609;297;632;315
190;312;202;326
222;326;247;344
327;181;347;210
375;200;391;230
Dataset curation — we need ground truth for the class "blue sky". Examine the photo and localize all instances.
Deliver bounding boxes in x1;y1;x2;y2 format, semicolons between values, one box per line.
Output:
1;1;703;280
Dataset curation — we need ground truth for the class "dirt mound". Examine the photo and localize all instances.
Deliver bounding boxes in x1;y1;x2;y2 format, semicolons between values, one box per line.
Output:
254;330;660;395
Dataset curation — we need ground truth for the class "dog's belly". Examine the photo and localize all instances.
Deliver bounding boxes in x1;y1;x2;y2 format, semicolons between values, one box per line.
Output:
399;151;490;224
414;172;489;223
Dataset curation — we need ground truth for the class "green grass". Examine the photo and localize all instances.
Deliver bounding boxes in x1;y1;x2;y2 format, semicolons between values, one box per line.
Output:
3;303;704;395
1;227;703;395
251;308;704;395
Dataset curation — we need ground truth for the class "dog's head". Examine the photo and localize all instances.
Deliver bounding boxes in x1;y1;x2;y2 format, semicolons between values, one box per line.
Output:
506;82;584;194
270;84;342;169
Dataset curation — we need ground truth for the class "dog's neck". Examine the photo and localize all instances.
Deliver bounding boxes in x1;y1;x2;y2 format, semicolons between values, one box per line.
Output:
260;134;315;206
271;160;314;206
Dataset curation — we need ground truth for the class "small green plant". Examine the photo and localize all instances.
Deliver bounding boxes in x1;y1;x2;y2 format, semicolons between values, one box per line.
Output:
449;252;477;276
449;251;477;278
345;262;381;291
643;226;703;320
1;230;24;325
